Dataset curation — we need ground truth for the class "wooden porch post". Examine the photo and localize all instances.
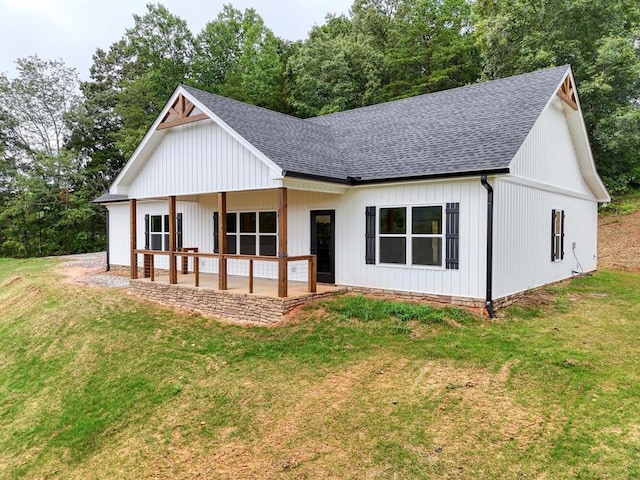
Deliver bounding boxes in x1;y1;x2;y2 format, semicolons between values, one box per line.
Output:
129;199;138;279
278;187;288;298
168;195;177;284
218;192;227;290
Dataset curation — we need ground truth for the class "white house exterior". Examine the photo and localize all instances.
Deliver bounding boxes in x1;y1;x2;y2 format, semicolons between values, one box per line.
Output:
97;65;609;317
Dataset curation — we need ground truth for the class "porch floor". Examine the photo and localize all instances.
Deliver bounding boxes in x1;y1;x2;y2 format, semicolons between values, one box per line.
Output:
141;271;343;299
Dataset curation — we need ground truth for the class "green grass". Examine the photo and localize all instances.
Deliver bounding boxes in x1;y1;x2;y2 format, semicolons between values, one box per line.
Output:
1;258;640;478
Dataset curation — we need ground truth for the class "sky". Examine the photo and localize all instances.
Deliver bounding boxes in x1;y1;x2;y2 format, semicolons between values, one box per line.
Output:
0;0;353;80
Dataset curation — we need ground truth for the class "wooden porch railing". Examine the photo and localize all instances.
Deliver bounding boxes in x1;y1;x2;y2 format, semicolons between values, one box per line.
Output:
132;249;317;296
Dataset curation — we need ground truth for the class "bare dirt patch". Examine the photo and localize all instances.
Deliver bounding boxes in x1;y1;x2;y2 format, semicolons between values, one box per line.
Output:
1;276;23;288
599;210;640;271
59;265;104;285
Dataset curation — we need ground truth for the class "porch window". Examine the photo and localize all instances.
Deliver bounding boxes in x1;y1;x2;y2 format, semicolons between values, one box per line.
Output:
225;211;277;256
378;205;443;266
150;214;169;251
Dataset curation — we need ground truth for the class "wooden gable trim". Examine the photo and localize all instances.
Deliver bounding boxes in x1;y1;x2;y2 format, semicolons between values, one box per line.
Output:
157;93;209;130
556;75;578;110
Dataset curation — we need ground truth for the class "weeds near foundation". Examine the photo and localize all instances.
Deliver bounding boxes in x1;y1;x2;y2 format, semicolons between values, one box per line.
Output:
322;295;475;329
503;305;544;319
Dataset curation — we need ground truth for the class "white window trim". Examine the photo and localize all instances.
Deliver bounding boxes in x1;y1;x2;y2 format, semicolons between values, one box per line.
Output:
149;213;169;251
552;209;564;262
226;210;278;256
377;204;446;270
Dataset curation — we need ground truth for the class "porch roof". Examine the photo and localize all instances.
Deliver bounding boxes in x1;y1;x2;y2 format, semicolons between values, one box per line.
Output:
93;193;128;204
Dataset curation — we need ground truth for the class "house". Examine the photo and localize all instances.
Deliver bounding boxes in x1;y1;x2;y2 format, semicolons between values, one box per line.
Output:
96;65;610;322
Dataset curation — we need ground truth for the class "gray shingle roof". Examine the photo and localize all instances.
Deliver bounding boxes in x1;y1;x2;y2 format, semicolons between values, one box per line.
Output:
184;66;569;184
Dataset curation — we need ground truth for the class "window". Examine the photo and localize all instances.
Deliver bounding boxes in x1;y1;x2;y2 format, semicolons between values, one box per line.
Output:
224;211;277;256
150;214;169;251
551;209;564;261
412;206;442;266
379;207;407;264
378;205;443;266
146;214;182;251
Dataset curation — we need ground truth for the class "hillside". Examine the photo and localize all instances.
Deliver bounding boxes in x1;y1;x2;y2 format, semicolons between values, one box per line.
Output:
0;199;639;479
598;193;640;271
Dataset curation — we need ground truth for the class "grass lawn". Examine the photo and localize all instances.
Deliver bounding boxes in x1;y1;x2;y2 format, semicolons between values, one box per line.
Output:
1;258;639;479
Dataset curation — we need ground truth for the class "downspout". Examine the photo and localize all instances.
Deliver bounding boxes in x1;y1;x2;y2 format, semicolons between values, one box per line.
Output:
480;175;496;318
105;208;110;272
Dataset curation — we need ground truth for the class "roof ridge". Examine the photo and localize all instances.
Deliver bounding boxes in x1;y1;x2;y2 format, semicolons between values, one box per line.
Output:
306;64;570;122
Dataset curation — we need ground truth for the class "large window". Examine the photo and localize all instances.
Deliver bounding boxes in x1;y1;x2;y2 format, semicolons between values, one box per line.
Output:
225;211;277;256
379;206;443;266
150;214;169;251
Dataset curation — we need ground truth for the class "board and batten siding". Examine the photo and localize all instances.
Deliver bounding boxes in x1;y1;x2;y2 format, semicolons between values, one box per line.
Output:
334;179;487;300
127;120;280;199
510;97;593;196
493;179;597;299
106;203;130;267
493;97;600;299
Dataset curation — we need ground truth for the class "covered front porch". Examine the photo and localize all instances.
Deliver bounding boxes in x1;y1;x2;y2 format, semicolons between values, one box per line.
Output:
129;187;314;297
122;185;346;322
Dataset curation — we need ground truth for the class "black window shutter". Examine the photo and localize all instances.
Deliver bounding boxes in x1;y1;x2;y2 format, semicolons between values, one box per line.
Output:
144;214;149;250
365;206;376;264
551;209;556;261
177;213;183;251
445;202;460;270
560;210;565;260
213;212;219;253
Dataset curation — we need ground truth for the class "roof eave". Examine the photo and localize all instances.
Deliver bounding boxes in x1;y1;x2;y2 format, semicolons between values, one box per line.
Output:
92;193;129;204
352;168;511;186
283;168;510;187
283;170;353;185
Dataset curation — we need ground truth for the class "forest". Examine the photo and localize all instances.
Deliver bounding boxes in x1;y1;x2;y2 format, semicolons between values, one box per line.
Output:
0;0;639;257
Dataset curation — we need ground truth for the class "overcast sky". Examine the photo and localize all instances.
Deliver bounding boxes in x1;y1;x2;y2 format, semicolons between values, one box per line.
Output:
0;0;353;80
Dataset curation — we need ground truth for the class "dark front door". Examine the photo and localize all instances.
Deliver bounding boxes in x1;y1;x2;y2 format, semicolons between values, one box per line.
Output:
310;210;335;284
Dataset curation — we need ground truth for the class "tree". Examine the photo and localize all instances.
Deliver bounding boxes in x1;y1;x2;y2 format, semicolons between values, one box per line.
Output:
65;48;126;199
381;0;480;99
0;98;18;192
192;5;287;111
0;56;79;159
474;0;640;193
0;56;102;257
288;15;386;117
288;0;481;117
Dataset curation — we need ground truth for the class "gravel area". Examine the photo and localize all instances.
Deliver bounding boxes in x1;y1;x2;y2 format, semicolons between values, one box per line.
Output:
57;252;107;270
75;274;130;289
53;252;130;289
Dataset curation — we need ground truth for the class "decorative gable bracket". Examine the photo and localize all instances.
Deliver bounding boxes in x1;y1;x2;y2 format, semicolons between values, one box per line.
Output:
556;75;578;110
157;93;209;130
